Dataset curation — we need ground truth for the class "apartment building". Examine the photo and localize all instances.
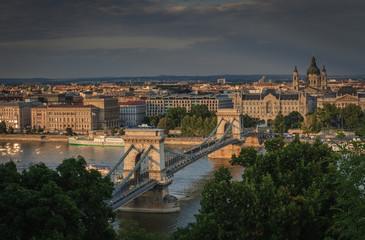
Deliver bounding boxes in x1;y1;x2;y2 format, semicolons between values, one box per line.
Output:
84;96;120;129
146;94;233;116
31;104;97;132
119;101;146;127
0;102;41;129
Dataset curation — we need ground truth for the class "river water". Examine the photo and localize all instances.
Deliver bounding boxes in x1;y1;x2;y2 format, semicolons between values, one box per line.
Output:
0;141;244;234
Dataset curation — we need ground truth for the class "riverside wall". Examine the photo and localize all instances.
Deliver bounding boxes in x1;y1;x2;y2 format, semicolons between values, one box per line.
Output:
0;134;69;142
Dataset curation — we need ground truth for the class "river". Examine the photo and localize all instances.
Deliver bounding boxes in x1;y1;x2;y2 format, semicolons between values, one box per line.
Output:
0;141;244;234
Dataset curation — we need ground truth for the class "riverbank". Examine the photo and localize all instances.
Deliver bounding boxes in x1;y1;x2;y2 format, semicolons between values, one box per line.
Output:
0;134;68;142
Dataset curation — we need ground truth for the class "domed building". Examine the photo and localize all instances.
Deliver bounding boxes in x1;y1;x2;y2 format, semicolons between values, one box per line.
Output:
293;55;327;91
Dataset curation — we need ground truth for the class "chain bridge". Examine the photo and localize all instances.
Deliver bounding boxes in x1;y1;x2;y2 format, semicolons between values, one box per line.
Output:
105;109;267;212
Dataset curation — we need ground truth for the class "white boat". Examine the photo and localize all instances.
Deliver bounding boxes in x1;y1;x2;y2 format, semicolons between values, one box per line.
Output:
69;135;124;147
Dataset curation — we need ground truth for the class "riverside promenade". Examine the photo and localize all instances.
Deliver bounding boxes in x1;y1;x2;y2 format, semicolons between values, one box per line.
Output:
0;134;68;142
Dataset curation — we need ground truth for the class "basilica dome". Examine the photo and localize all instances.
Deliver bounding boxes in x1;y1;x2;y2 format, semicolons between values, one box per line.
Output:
307;56;320;75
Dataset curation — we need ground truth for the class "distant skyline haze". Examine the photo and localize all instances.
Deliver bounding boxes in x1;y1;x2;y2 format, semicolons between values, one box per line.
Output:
0;0;364;78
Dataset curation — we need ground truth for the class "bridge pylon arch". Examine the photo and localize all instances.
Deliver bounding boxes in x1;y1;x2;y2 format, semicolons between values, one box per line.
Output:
216;109;242;139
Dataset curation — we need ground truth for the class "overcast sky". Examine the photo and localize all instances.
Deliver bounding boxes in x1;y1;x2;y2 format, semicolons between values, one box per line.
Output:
0;0;364;78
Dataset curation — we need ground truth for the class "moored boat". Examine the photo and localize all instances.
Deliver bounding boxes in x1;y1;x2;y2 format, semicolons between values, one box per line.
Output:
69;135;125;147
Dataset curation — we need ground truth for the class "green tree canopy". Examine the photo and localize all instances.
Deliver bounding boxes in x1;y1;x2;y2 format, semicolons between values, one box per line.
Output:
172;138;365;240
0;156;116;240
157;117;174;134
166;106;187;128
0;121;7;134
341;104;364;129
273;112;288;134
189;105;215;119
284;111;304;129
241;114;257;128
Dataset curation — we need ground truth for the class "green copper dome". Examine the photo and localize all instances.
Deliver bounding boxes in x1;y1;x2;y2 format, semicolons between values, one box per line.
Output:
307;56;320;75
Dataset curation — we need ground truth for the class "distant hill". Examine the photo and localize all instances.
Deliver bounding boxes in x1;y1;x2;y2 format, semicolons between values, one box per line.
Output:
0;74;363;85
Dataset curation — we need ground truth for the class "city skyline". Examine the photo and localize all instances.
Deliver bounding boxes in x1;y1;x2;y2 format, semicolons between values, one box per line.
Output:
0;0;364;78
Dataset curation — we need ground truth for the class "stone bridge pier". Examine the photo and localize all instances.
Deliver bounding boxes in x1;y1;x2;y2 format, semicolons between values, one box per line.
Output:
118;129;179;213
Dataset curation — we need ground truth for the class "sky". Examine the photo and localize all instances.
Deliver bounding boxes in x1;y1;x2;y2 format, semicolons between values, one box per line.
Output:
0;0;364;78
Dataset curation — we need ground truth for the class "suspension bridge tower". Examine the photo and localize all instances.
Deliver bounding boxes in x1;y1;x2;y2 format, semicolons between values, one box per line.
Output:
119;129;179;213
210;109;243;159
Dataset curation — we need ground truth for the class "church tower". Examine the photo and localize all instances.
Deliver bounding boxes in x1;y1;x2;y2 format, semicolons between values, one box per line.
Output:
306;55;321;88
293;65;299;91
321;65;327;90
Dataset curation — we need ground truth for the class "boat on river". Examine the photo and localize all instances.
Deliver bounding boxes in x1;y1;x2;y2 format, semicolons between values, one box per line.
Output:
69;135;125;147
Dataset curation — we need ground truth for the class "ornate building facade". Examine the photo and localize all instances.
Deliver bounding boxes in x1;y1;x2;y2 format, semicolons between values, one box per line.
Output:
317;87;365;111
234;89;316;123
293;55;327;91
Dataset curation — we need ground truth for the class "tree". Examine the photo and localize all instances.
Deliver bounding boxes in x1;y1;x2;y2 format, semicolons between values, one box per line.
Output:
8;126;14;134
327;141;365;239
0;156;116;240
117;219;163;240
273;112;288;134
0;121;7;134
172;138;348;240
157;117;174;134
341;104;364;129
189;105;214;119
321;103;339;128
166;106;187;128
336;131;346;142
119;128;125;135
241;114;256;128
150;115;164;127
303;113;321;134
37;126;44;134
110;128;117;136
285;111;304;129
65;127;73;136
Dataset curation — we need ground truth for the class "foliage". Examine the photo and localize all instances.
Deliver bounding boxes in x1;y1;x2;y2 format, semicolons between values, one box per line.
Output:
341;104;364;129
119;128;125;136
189;105;215;119
157;117;174;134
180;115;217;137
0;121;8;134
314;103;339;128
336;131;346;141
25;128;31;134
241;114;257;128
117;219;164;240
284;111;304;129
149;115;164;127
273;112;288;134
303;113;321;134
65;127;73;136
8;126;14;134
37;126;44;134
110;128;117;136
0;156;116;240
172;138;349;240
166;106;187;128
327;141;365;239
230;147;257;167
355;123;365;137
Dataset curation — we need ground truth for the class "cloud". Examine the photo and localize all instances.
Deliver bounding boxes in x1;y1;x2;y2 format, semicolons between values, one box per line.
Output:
0;0;364;77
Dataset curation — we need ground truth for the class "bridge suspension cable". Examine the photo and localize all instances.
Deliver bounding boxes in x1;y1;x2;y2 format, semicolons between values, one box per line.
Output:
113;145;153;195
106;145;134;178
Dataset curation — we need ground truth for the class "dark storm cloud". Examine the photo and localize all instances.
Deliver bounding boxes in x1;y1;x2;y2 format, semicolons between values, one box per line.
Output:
0;0;364;77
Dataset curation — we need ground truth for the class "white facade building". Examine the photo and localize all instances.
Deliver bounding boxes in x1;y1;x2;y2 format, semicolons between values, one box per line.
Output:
119;101;146;127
